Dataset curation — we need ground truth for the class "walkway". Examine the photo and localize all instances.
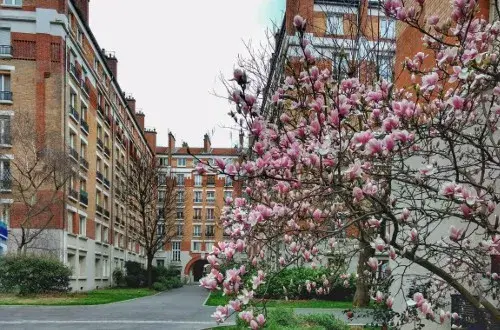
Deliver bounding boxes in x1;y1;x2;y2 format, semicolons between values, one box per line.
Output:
0;285;219;330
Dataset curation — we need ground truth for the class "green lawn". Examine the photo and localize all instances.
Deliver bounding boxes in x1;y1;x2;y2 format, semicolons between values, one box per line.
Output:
0;288;156;306
205;291;354;309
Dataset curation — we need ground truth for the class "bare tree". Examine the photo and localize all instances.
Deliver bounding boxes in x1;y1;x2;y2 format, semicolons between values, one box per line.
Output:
4;112;73;254
124;155;177;288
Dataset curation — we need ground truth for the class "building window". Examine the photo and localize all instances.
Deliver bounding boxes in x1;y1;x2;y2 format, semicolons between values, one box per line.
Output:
332;52;350;79
193;208;202;220
206;191;215;203
194;191;202;203
177;158;186;167
379;18;395;39
176;191;184;203
194;175;202;187
206;175;215;186
77;28;83;45
67;253;76;275
0;159;10;191
224;176;233;187
193;225;201;237
378;56;393;82
206;225;215;237
176;224;183;236
0;74;12;102
95;223;101;242
192;241;201;252
103;258;109;277
327;15;343;35
79;216;86;236
78;254;86;277
492;255;500;274
206;208;215;221
224;191;232;201
176;208;184;219
159;157;168;166
158;174;166;186
175;174;184;186
67;211;74;234
103;226;109;244
172;241;181;261
0;28;11;56
157;259;165;268
2;0;22;7
206;242;214;253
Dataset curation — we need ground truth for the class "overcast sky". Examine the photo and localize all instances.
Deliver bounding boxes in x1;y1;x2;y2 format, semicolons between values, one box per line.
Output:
89;0;285;149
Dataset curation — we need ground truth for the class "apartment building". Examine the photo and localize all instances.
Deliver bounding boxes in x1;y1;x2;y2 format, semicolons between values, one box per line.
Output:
0;0;158;290
155;133;241;283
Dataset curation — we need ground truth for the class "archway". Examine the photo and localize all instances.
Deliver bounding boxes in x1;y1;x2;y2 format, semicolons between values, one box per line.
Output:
192;259;208;282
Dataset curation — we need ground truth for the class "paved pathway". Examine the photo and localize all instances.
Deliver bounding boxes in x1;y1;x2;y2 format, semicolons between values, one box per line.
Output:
0;285;222;330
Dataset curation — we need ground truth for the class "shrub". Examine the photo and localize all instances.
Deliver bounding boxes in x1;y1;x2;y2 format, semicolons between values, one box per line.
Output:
266;308;299;328
300;314;350;330
0;255;71;295
124;261;143;277
254;267;355;301
152;281;168;291
112;268;124;287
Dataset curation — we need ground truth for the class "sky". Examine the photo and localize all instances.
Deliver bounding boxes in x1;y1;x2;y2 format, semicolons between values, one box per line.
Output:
89;0;285;149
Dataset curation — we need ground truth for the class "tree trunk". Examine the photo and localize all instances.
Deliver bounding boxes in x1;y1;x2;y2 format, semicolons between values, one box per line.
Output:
353;240;374;307
147;255;154;288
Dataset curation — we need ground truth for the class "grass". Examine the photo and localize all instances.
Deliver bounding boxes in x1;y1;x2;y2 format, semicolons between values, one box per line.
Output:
205;291;354;309
0;288;156;306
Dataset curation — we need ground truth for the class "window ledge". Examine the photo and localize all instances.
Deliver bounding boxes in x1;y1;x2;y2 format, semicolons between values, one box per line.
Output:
0;100;13;105
95;241;102;245
0;189;12;193
78;236;88;241
0;144;12;148
67;233;77;238
0;54;12;60
1;4;22;9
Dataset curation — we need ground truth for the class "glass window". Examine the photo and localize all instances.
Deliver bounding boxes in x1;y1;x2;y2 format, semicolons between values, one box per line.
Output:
224;176;233;187
206;208;215;221
194;191;202;203
67;211;73;234
193;225;201;237
176;191;184;203
0;159;10;191
194;175;202;187
176;208;184;219
327;15;343;35
206;242;214;252
379;18;395;39
177;158;186;167
0;115;11;145
0;74;12;101
79;216;86;236
175;174;184;186
172;241;181;261
193;208;202;220
206;225;215;237
176;224;183;236
378;56;394;82
224;191;232;201
192;241;201;252
2;0;22;7
206;191;215;202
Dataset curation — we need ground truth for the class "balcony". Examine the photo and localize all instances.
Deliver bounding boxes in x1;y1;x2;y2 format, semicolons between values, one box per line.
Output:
103;146;110;158
206;177;216;187
80;157;89;170
0;91;13;103
193;198;203;203
206;198;215;204
80;118;89;134
96;205;103;214
193;216;202;221
68;188;78;201
115;216;121;225
97;105;104;117
96;171;104;183
69;106;79;122
205;232;215;238
69;63;81;81
0;45;12;57
104;116;111;127
97;138;104;150
68;146;78;161
176;199;185;205
103;209;110;218
81;80;90;96
115;188;121;198
79;190;88;206
103;177;110;188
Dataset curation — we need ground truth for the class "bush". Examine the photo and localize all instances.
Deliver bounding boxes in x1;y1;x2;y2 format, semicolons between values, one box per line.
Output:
0;255;71;295
254;267;355;301
300;314;350;330
266;308;299;329
112;268;125;287
152;281;168;291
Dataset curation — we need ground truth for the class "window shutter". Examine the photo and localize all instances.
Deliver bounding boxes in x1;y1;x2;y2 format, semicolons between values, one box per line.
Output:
0;29;11;47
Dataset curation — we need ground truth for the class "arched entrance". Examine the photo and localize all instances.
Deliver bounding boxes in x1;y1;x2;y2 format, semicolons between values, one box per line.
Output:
192;259;208;282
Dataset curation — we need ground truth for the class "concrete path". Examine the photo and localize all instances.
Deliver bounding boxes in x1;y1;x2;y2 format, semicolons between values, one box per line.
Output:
0;285;221;330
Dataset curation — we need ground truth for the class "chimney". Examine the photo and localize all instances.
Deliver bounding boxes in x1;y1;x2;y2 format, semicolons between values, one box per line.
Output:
144;128;157;154
73;0;90;24
134;111;145;132
126;95;136;114
168;132;176;150
103;50;118;79
203;134;211;152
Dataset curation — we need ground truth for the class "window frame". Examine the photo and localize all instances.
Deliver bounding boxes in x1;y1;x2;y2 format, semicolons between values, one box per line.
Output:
327;14;344;35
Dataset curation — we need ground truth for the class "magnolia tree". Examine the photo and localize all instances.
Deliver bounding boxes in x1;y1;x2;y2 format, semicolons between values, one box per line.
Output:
199;0;500;328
